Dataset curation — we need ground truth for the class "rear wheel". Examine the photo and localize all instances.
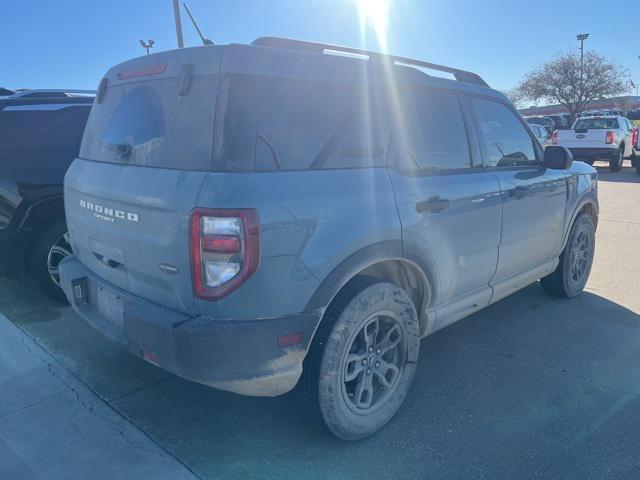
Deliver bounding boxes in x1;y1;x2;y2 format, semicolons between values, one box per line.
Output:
29;220;71;303
541;213;595;298
609;147;624;172
310;280;420;441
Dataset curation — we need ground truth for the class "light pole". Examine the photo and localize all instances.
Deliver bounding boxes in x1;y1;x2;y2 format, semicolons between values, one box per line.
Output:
139;39;154;55
172;0;184;48
577;33;589;96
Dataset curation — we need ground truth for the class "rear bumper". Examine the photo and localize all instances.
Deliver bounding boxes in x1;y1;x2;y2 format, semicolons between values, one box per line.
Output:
0;228;31;277
568;147;617;162
59;255;323;397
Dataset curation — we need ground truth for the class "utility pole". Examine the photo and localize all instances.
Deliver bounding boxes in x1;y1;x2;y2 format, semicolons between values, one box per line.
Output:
172;0;184;48
577;33;589;98
139;39;154;55
637;56;640;99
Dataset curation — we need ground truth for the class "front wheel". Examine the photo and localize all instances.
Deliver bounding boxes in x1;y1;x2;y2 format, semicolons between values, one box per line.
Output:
311;281;420;441
541;214;596;298
29;220;72;302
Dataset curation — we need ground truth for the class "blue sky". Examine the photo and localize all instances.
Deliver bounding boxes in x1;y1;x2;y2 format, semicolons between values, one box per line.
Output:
3;0;640;99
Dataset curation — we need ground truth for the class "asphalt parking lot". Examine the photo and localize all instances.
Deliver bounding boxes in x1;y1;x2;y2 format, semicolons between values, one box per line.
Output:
1;163;639;480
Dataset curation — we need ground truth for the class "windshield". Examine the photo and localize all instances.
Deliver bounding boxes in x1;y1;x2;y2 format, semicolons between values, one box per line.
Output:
574;118;619;130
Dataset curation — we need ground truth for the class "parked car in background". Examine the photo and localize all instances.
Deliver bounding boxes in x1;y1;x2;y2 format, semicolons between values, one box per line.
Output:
0;87;15;97
556;116;633;171
548;115;568;129
530;123;554;148
632;126;640;175
525;116;555;133
627;109;640;121
0;90;94;300
58;37;599;441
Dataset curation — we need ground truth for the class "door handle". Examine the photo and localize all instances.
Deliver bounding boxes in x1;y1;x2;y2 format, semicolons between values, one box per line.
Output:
416;196;450;214
509;185;528;199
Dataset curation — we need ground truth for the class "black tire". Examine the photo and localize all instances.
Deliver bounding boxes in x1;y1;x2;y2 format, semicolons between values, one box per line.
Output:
28;219;71;303
541;214;596;298
308;280;420;441
609;147;623;172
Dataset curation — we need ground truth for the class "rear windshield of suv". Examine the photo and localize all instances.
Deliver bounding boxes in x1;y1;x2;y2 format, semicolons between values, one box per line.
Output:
80;73;218;171
574;118;619;130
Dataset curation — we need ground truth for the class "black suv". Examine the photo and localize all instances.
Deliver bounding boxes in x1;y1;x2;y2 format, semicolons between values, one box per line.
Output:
0;91;93;300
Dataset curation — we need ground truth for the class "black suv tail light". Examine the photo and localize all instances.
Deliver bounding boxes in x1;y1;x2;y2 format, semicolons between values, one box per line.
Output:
189;209;260;300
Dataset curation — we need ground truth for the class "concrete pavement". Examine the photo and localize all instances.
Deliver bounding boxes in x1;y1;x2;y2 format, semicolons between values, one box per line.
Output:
0;313;197;480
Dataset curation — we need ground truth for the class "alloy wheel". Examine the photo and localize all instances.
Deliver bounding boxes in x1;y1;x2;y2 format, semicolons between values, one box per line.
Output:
341;312;407;413
47;232;72;287
569;230;590;283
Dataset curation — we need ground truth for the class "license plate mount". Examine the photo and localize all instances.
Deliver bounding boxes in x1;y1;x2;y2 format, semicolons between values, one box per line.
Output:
97;286;124;330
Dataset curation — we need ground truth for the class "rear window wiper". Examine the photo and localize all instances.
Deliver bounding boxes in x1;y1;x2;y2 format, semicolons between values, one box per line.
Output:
101;141;132;158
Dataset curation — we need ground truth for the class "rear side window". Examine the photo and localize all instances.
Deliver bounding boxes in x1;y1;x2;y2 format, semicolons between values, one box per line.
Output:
471;98;537;167
0;105;90;165
215;76;391;172
391;90;471;172
255;78;390;171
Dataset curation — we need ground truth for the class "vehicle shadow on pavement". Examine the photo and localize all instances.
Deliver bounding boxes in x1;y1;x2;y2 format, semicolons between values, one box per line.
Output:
2;276;640;480
593;163;640;183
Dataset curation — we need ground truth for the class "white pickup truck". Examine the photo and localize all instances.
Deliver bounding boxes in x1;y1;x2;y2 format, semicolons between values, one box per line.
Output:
556;115;634;172
632;125;640;175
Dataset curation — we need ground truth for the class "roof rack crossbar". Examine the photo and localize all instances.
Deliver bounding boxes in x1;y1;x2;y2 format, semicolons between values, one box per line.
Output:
252;36;489;88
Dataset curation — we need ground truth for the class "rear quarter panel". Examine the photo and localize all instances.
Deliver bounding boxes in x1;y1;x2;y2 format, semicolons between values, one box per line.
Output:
196;168;401;318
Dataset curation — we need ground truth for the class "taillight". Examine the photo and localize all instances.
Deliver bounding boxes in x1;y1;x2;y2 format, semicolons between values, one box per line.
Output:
551;131;558;145
605;131;615;144
633;128;638;148
190;209;260;300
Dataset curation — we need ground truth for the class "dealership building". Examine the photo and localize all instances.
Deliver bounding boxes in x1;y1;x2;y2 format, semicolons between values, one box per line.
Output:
519;95;640;116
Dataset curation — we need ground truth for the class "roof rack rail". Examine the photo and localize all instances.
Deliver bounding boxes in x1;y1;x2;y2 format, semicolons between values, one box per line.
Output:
252;36;489;88
8;89;96;98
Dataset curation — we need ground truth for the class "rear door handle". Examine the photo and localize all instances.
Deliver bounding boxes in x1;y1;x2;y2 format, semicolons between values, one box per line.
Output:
416;196;450;214
509;185;528;199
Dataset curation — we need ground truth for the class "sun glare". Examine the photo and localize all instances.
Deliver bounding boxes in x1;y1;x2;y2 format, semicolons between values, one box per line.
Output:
355;0;391;50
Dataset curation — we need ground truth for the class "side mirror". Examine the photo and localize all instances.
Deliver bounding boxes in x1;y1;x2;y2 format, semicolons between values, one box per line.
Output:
543;146;573;170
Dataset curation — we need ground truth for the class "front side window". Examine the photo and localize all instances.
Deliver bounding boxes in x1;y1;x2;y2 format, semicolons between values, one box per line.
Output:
471;98;537;167
392;90;471;172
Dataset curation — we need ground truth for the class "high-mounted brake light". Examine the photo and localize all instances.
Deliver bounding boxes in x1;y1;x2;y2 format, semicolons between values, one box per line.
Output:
551;131;558;145
190;209;260;300
605;131;615;144
117;63;167;80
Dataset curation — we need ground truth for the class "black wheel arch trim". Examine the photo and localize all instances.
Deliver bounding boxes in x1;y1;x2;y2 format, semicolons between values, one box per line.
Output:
561;192;599;251
20;194;65;230
303;239;439;316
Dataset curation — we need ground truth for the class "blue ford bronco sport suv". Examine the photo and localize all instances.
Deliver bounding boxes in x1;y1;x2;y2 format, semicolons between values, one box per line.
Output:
59;37;598;440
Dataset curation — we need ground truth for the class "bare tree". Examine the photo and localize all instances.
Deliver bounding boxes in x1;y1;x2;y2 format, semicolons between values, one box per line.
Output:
501;88;524;108
516;51;628;123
